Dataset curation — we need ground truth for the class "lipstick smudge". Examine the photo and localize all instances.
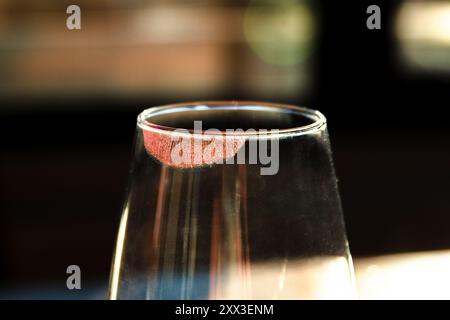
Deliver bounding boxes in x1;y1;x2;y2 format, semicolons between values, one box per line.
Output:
142;129;246;168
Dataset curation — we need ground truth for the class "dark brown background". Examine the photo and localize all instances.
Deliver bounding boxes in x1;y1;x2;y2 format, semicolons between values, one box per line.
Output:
1;0;449;298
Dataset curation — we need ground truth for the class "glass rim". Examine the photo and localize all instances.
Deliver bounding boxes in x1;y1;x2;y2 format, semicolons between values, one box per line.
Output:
137;101;327;137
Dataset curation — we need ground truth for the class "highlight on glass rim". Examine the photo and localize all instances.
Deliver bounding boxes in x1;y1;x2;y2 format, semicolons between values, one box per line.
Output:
2;0;450;307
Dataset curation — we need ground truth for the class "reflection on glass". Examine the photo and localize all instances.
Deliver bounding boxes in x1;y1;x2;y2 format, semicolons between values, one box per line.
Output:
109;101;356;300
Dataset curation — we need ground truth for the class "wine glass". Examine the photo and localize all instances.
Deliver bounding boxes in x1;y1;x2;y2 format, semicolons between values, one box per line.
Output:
108;101;356;300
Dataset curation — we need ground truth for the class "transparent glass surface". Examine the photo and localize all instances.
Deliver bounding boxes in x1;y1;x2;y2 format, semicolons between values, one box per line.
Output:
108;101;356;300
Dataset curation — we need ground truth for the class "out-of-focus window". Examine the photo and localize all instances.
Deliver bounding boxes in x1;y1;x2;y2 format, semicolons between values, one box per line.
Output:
0;0;317;105
396;0;450;72
356;250;450;299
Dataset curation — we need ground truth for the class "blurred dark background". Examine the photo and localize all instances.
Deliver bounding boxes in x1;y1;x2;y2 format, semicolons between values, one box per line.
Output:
1;0;450;298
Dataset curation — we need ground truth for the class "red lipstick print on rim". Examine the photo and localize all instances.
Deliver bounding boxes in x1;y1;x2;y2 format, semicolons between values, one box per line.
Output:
139;105;247;168
142;129;246;168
